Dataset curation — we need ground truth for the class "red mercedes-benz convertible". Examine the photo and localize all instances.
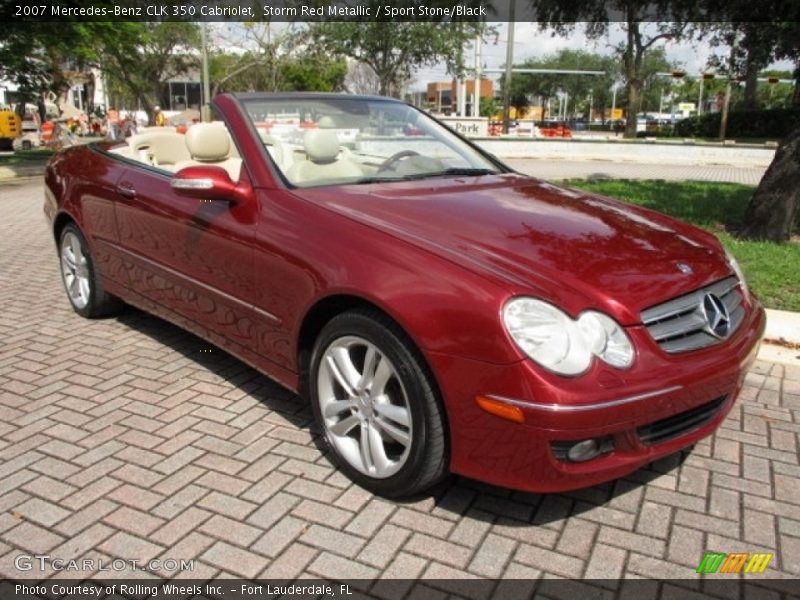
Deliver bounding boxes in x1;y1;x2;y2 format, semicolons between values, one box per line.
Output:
44;93;765;497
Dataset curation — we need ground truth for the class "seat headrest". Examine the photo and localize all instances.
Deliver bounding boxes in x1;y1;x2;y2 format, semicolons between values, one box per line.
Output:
185;122;230;161
317;116;336;129
304;129;340;164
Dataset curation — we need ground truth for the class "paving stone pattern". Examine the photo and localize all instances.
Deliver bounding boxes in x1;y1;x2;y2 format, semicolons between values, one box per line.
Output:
1;181;799;593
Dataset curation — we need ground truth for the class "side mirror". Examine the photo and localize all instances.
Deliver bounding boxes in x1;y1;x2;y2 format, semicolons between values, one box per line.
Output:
170;165;250;205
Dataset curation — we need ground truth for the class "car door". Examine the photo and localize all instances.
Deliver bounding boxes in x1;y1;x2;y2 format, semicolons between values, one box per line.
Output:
66;149;131;288
113;160;259;354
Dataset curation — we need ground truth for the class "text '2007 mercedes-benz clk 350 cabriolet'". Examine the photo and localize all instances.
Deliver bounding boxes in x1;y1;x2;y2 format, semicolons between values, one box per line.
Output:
44;93;765;497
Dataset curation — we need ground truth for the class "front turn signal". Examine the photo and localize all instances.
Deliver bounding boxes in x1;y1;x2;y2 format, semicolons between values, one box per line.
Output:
475;395;526;424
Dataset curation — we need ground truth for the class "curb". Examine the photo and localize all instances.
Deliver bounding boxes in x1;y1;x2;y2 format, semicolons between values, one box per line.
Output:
0;162;47;181
764;308;800;344
761;308;800;366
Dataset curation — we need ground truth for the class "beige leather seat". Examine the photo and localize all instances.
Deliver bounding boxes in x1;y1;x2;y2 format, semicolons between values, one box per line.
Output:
174;123;242;181
128;130;191;167
285;129;362;185
257;128;288;170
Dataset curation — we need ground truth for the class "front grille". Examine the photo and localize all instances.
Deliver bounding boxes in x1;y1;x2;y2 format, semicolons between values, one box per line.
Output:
637;396;727;445
641;276;745;353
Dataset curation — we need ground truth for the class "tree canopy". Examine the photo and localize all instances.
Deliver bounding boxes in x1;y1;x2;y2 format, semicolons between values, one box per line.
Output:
310;17;487;97
499;48;673;121
96;22;200;122
209;24;347;95
0;22;100;106
531;0;693;136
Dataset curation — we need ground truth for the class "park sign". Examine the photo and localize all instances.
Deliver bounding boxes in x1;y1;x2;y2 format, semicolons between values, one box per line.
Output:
440;117;489;138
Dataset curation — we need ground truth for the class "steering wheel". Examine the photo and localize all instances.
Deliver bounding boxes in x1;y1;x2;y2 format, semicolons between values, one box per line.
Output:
377;150;420;173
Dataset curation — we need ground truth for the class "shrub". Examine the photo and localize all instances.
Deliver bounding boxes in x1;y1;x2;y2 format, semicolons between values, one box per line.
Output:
675;108;800;139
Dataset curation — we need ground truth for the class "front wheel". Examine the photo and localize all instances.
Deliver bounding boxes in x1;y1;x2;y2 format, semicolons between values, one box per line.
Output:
59;224;122;318
309;310;447;497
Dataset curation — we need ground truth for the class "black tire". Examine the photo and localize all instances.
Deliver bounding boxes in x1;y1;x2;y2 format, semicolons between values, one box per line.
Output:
309;309;447;497
58;223;123;318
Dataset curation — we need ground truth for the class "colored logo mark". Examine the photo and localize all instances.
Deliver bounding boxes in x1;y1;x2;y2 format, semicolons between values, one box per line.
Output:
696;552;773;574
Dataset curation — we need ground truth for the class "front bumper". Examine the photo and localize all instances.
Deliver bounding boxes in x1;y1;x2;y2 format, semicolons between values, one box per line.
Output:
428;300;766;493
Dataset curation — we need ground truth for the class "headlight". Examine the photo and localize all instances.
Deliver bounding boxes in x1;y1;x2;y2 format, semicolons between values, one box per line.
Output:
725;248;750;303
502;298;634;376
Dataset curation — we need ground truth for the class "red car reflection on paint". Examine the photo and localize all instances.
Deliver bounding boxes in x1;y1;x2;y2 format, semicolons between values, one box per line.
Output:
44;94;765;497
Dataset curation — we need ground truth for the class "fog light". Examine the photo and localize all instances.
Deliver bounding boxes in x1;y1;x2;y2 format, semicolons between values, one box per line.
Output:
551;437;613;463
568;439;601;462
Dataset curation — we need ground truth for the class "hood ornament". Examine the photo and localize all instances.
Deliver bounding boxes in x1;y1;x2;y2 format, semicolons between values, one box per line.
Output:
701;293;731;339
676;262;693;274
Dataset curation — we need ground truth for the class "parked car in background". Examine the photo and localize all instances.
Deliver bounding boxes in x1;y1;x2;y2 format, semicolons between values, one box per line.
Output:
44;93;765;497
538;119;572;138
13;117;42;150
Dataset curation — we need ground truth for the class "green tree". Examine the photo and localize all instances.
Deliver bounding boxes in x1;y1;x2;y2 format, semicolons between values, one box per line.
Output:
95;22;200;123
498;48;673;123
211;48;346;94
209;22;303;95
637;50;682;114
697;4;799;110
500;49;619;122
736;22;800;241
311;12;487;97
479;96;498;118
278;51;347;92
531;0;693;137
0;22;99;110
693;0;800;241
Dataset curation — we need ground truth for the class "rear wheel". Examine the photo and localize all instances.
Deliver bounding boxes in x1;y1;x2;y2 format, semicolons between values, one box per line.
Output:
309;310;447;497
59;224;122;318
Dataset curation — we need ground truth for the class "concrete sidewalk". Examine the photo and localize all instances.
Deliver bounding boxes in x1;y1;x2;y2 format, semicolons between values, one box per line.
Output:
761;309;800;366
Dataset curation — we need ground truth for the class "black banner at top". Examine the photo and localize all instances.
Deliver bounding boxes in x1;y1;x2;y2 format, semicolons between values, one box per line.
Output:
2;0;799;23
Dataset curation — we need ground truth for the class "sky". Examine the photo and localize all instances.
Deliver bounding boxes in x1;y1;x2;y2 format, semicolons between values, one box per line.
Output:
410;22;794;91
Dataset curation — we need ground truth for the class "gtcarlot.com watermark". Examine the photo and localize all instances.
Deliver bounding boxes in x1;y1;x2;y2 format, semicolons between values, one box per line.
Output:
15;553;194;573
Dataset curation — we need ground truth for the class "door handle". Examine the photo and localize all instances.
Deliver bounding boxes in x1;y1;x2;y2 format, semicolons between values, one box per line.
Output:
116;183;136;199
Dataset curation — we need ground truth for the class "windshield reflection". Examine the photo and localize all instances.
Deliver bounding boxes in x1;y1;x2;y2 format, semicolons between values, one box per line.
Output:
242;96;504;188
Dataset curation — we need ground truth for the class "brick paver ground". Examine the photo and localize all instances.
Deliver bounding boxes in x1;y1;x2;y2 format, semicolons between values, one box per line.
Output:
1;179;799;591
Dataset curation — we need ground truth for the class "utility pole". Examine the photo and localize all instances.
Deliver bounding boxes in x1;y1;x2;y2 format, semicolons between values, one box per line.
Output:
473;33;482;118
698;75;706;116
502;1;515;134
201;23;211;122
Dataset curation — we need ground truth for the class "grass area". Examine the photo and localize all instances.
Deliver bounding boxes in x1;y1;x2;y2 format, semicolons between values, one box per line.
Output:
567;180;800;312
0;148;55;165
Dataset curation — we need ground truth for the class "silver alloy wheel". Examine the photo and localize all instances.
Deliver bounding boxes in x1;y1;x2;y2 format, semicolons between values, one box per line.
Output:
60;232;91;309
317;336;413;478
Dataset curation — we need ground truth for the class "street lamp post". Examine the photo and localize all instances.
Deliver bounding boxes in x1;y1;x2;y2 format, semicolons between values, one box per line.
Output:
473;33;482;118
502;1;515;134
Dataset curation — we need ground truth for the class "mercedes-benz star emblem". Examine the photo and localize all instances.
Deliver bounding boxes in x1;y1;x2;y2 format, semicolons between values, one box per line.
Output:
676;262;693;274
701;293;731;339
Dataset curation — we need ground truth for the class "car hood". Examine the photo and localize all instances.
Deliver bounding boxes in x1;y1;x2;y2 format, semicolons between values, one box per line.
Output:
295;174;731;324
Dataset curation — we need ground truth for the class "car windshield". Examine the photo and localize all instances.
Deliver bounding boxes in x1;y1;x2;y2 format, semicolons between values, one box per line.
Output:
240;96;504;188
